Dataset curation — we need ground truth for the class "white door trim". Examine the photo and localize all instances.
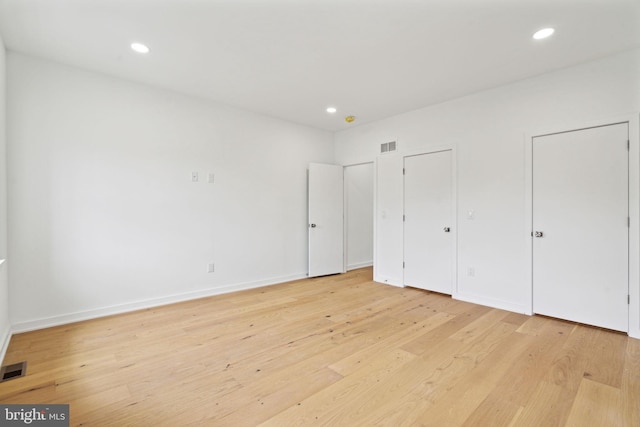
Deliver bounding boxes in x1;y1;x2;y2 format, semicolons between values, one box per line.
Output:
524;113;640;338
402;145;458;298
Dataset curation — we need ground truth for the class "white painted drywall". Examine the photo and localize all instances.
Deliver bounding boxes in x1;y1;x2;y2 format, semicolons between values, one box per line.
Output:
0;34;9;360
335;49;640;316
344;163;373;270
7;53;334;329
374;153;404;286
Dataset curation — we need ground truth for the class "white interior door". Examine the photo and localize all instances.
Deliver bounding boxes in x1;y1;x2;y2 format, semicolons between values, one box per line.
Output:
533;123;628;332
308;163;344;277
403;150;453;294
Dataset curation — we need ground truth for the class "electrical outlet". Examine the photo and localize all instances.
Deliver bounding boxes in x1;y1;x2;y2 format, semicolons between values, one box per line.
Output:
208;173;215;183
191;172;199;182
208;263;215;273
467;267;475;277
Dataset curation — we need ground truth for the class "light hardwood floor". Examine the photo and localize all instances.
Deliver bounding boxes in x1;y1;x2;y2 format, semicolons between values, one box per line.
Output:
1;267;639;426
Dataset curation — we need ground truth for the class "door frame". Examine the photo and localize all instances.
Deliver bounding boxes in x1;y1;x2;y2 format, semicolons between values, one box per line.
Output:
524;114;640;338
343;162;374;272
402;145;458;298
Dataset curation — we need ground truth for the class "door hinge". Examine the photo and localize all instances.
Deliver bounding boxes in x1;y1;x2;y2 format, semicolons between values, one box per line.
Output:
403;261;405;269
627;140;630;151
628;294;631;305
403;168;405;175
403;214;406;222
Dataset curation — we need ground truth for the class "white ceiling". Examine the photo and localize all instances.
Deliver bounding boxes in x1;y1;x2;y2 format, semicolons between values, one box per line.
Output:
0;0;638;132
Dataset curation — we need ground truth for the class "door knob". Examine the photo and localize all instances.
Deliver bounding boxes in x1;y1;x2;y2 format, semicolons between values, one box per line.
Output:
534;231;543;237
444;227;451;232
310;224;317;228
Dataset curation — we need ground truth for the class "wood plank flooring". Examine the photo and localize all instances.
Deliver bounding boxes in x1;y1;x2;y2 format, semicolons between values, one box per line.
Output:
1;267;638;426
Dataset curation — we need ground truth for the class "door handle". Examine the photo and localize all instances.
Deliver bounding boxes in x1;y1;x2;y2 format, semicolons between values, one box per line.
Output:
444;227;451;232
534;231;543;237
310;224;317;228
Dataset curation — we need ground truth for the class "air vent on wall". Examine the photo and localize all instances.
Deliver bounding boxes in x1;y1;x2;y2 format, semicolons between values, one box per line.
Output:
380;141;397;154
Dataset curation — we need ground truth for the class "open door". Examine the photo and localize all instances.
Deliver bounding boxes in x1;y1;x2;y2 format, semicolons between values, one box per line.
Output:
308;163;344;277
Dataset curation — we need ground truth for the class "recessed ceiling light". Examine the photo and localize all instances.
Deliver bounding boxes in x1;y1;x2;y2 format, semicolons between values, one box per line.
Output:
326;107;337;114
131;42;150;54
533;28;555;40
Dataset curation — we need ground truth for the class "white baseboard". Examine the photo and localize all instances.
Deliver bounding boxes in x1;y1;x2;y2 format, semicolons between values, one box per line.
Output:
373;275;404;288
0;323;11;365
347;261;373;271
454;291;531;315
11;273;308;334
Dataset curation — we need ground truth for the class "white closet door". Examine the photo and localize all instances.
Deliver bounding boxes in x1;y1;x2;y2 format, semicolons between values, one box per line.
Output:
533;123;628;331
308;163;344;277
403;150;453;294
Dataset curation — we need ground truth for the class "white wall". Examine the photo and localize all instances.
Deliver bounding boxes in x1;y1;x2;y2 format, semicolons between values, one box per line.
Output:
344;163;373;270
7;53;334;330
0;34;9;360
335;49;640;318
6;48;639;336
